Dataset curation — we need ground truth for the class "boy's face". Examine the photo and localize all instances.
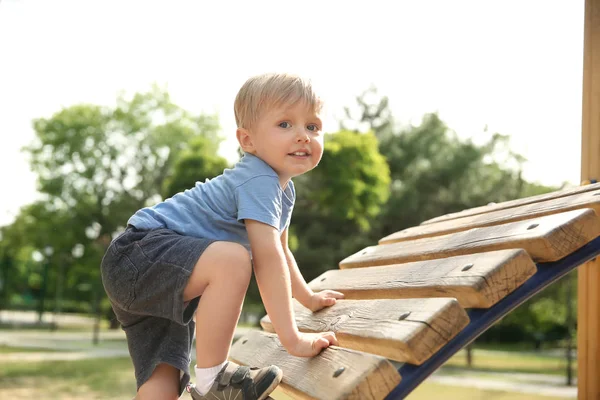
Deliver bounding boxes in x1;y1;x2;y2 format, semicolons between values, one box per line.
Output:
240;101;324;186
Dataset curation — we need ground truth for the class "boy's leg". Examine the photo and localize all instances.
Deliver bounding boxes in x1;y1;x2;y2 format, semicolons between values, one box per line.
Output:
102;227;215;399
137;241;253;399
136;363;180;400
181;241;283;400
102;228;281;399
183;241;252;367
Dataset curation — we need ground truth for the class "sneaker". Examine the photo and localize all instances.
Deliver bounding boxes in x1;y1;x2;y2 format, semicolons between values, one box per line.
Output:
188;361;283;400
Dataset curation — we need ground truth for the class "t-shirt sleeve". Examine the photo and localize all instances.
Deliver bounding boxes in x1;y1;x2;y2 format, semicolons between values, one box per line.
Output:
284;180;296;230
235;175;283;229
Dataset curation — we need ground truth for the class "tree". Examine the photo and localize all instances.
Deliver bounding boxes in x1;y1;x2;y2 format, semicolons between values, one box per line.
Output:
342;88;557;238
25;85;221;243
291;130;390;281
162;136;229;198
12;86;221;325
343;88;570;349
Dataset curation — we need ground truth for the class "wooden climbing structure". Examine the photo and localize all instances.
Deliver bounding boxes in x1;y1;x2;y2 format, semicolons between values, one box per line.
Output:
230;0;600;398
230;183;600;399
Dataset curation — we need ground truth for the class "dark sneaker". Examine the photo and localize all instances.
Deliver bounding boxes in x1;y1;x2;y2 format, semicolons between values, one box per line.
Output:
188;361;283;400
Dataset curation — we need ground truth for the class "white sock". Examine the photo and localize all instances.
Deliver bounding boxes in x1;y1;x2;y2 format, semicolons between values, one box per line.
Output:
195;361;227;395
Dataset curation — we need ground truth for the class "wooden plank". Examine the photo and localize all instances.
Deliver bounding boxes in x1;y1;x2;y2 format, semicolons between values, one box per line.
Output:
313;249;535;308
421;182;600;225
229;330;401;400
260;298;469;365
384;189;600;243
579;1;600;397
340;209;600;268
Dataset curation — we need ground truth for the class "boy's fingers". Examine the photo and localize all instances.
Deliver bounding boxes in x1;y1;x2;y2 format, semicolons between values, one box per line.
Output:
314;337;329;351
323;332;339;346
323;290;344;299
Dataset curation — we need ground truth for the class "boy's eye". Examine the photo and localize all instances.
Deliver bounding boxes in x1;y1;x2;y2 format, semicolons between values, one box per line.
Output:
278;122;291;128
307;124;320;132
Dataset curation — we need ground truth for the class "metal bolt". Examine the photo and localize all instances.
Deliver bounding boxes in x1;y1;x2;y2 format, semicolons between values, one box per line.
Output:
333;367;345;378
527;223;539;230
398;311;411;321
462;263;474;271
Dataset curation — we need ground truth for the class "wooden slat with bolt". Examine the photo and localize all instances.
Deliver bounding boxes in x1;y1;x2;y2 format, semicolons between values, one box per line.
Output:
311;249;535;308
383;189;600;243
339;209;600;269
421;182;600;225
229;330;401;400
260;298;469;365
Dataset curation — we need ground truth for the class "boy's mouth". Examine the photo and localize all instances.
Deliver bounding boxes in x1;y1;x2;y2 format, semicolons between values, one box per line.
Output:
288;151;310;157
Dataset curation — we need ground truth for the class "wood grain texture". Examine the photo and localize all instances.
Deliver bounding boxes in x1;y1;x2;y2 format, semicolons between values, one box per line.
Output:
579;1;600;397
421;182;600;225
229;330;401;400
340;209;600;268
314;249;535;308
384;189;600;243
260;298;469;365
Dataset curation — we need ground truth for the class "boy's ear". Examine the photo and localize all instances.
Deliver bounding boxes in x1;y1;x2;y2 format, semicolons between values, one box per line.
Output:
236;128;255;153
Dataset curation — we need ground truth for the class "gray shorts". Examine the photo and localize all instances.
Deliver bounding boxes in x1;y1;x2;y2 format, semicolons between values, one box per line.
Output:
100;226;215;394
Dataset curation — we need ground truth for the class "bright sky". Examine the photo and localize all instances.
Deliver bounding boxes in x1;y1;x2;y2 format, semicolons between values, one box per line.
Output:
0;0;585;227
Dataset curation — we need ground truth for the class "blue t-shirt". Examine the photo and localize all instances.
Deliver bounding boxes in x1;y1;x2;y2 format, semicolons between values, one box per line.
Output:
127;153;295;251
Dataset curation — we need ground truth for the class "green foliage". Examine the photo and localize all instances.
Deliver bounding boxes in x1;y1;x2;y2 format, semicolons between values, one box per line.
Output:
2;86;221;317
481;273;576;344
288;130;391;284
162;135;229;198
1;83;573;345
341;88;568;344
304;130;390;231
25;85;221;238
376;115;536;235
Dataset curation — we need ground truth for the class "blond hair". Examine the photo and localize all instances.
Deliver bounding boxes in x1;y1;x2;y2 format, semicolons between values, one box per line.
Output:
234;73;323;130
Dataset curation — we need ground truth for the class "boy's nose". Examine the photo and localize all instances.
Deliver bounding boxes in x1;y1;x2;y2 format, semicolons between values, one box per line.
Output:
296;131;310;143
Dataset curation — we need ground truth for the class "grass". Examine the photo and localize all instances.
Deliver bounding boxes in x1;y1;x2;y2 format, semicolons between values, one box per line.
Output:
0;354;576;400
444;348;577;376
269;382;572;400
405;382;573;400
0;357;136;400
0;327;576;399
0;345;64;353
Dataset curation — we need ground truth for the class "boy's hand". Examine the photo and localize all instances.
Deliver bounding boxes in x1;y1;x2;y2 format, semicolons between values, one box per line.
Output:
308;290;345;312
286;331;339;357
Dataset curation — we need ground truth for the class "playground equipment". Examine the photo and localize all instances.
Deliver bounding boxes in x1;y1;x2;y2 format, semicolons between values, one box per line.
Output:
231;184;600;399
231;1;600;398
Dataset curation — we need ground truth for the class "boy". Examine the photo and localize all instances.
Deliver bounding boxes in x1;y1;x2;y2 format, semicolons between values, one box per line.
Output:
101;73;344;400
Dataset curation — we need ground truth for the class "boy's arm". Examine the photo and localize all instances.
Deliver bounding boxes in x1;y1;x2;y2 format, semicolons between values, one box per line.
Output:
280;228;344;312
246;219;341;357
245;220;301;349
280;228;313;308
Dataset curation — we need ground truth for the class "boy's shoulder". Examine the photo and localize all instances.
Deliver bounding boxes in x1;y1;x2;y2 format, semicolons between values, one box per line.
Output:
228;153;295;201
226;153;279;187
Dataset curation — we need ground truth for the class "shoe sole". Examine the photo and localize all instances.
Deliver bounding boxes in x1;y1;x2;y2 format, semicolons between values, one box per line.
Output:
258;367;284;400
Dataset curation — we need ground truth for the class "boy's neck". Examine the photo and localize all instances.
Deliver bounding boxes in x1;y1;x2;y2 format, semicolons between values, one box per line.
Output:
279;178;289;190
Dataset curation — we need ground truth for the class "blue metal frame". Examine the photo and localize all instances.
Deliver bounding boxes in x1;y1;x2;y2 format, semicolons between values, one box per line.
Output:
387;235;600;399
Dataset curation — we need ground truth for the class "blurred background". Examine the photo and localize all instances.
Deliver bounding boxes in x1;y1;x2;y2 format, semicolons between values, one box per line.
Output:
0;0;585;398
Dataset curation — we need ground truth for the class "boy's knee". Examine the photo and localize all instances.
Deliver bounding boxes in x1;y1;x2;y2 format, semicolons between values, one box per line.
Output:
198;241;252;283
186;242;252;300
220;243;252;283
